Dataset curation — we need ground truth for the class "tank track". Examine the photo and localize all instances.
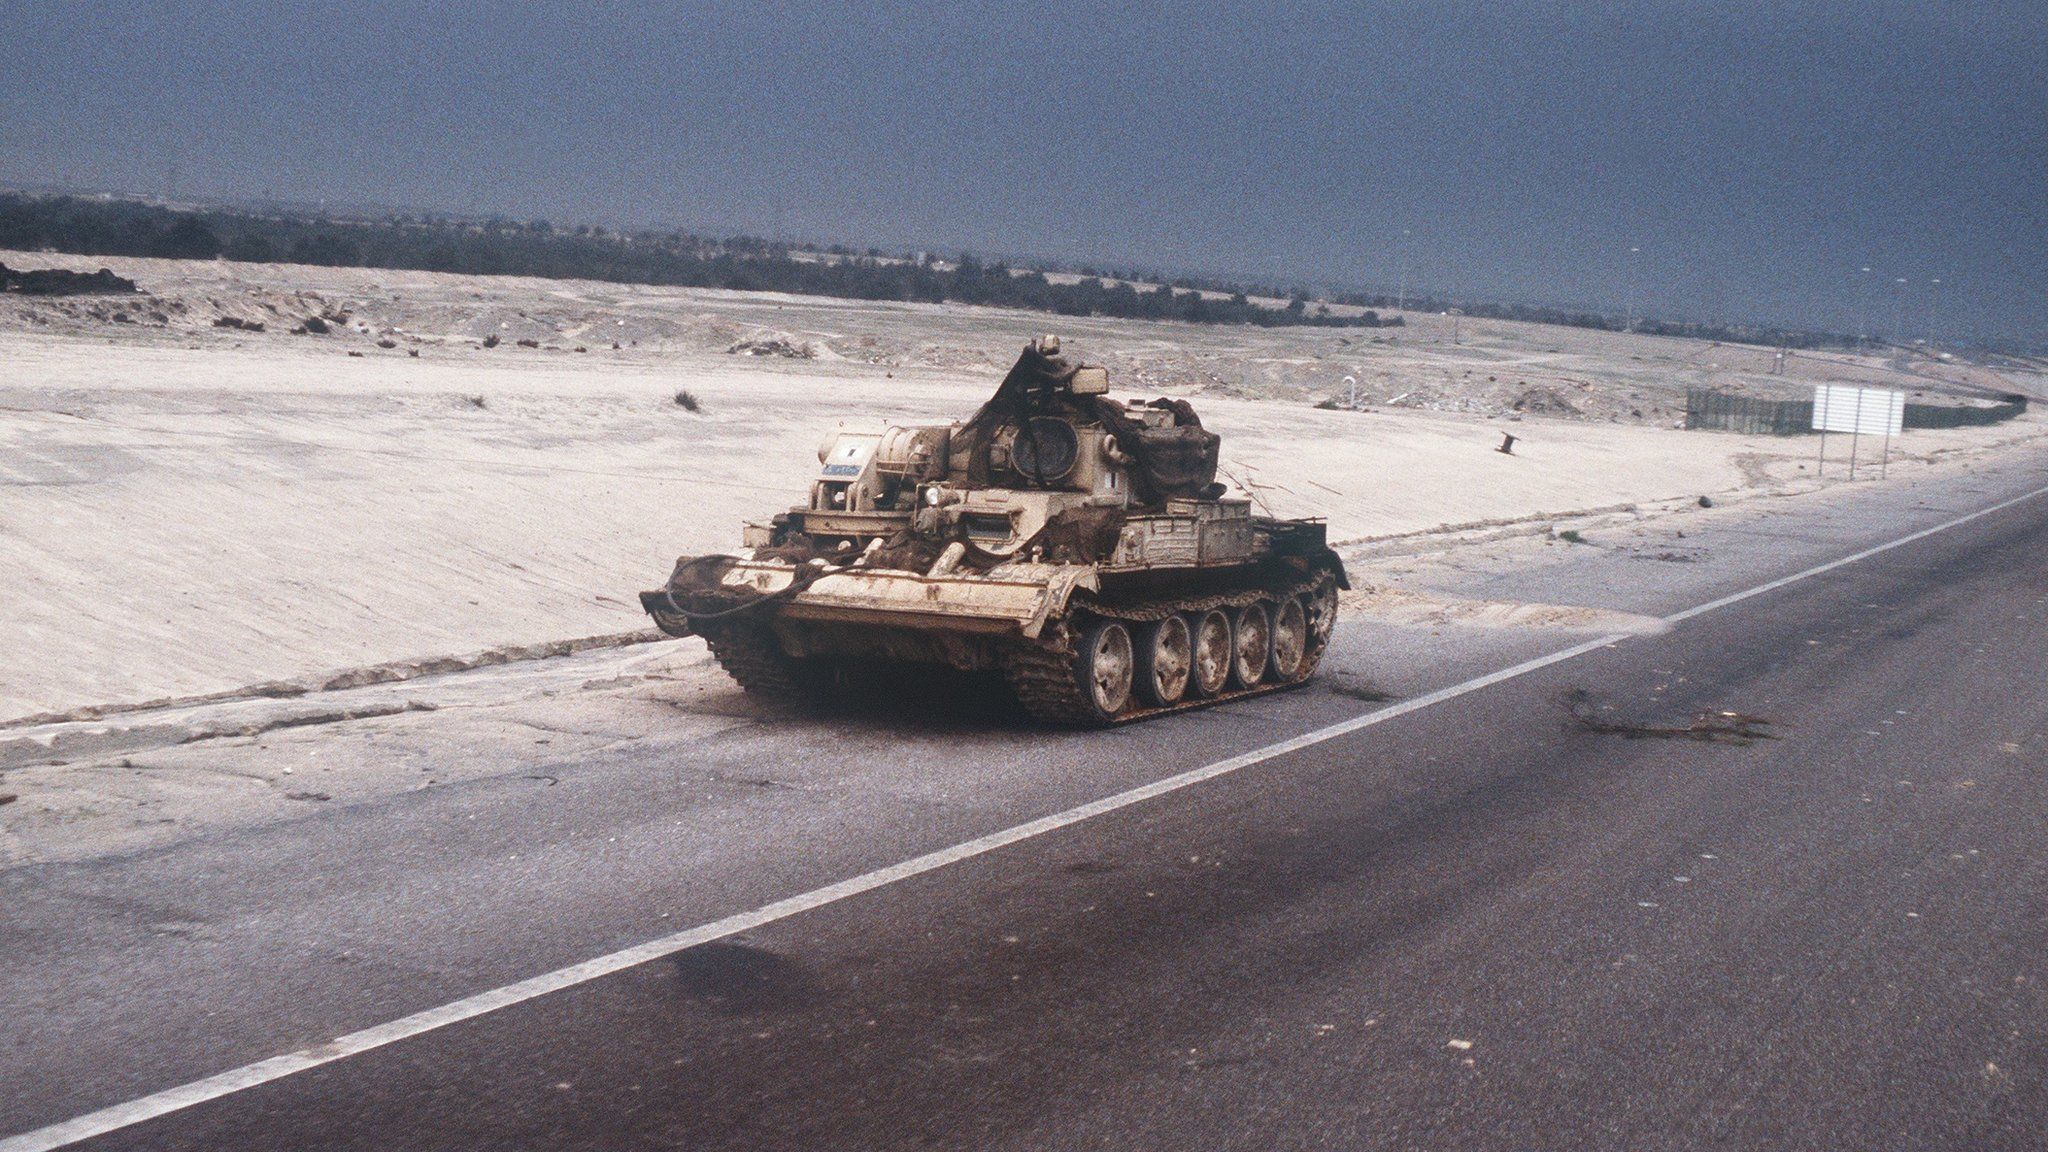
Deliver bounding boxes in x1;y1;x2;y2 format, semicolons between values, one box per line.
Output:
701;623;831;705
1005;567;1338;727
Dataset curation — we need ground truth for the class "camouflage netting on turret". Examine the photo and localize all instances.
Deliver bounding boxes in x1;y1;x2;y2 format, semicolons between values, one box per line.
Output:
958;344;1221;505
1092;396;1221;503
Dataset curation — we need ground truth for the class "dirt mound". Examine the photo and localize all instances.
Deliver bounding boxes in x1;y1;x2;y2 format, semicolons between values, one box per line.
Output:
1510;385;1582;416
1;262;138;296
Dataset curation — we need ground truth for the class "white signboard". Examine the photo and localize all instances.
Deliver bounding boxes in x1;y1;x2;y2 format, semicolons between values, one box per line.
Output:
1812;385;1905;436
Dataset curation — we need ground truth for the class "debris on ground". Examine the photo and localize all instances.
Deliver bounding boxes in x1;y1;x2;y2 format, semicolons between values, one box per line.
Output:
1564;688;1778;744
727;331;816;358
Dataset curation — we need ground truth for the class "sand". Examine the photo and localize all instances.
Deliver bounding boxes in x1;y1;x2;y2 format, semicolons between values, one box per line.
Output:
2;250;2042;722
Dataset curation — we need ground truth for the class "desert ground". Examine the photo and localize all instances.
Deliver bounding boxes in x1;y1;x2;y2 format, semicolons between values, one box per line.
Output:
2;248;2043;725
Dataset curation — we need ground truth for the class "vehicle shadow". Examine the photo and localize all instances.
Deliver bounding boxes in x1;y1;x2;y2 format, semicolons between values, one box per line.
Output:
669;940;818;1014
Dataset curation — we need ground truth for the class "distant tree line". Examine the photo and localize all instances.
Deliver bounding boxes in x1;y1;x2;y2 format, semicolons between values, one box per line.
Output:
4;192;1954;352
0;194;1395;330
1331;290;1847;351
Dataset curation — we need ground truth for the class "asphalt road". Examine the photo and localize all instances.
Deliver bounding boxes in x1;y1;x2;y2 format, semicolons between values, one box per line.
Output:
6;469;2048;1151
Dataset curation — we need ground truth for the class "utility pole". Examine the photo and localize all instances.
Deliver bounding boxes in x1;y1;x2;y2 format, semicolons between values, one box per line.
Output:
1926;277;1942;351
1893;277;1910;343
1396;229;1412;314
1855;266;1873;348
1624;246;1642;332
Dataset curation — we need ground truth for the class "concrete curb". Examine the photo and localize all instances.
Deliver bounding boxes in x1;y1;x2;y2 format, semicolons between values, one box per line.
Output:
0;628;668;733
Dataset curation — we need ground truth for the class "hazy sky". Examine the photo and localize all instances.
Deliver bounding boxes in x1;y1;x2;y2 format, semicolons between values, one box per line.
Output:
4;1;2043;340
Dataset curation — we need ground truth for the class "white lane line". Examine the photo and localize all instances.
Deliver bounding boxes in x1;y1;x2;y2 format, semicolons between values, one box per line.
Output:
7;481;2047;1152
1665;482;2048;623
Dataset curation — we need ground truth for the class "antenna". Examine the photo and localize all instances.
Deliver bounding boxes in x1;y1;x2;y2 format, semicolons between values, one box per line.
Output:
1220;461;1278;518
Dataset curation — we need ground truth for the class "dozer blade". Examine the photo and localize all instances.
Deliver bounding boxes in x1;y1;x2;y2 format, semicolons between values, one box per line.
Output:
645;560;1100;640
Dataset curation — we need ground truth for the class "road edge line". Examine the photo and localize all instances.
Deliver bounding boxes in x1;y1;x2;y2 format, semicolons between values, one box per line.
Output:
7;481;2046;1152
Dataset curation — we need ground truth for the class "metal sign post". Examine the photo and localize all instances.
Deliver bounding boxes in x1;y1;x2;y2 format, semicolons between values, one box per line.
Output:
1850;389;1864;480
1812;385;1905;483
1881;403;1894;478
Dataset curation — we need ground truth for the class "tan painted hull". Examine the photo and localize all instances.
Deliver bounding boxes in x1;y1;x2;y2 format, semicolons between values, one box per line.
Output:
699;559;1100;640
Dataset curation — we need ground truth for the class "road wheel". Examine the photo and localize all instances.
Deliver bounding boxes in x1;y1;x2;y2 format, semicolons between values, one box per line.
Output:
1304;574;1339;657
1074;618;1135;722
1186;609;1233;698
1268;594;1310;683
1134;615;1193;706
1230;601;1271;689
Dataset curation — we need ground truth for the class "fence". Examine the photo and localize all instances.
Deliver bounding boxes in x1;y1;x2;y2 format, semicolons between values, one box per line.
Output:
1684;390;1812;435
1686;389;2029;435
1903;393;2029;429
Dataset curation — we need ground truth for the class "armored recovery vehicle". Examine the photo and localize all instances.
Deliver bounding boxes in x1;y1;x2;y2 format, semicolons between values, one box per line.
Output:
640;336;1346;725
